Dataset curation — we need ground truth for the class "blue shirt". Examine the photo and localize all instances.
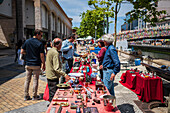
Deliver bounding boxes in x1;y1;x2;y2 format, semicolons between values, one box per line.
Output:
22;38;44;66
61;40;79;59
102;44;120;75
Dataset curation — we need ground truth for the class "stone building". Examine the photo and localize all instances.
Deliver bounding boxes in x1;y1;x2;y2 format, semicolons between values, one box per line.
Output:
0;0;72;48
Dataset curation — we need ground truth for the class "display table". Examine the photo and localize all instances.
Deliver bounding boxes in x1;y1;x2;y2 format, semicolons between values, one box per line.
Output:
120;70;164;103
46;82;121;113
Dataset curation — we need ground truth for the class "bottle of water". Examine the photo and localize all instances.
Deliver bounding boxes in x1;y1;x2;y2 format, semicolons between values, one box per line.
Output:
149;72;153;78
154;72;157;78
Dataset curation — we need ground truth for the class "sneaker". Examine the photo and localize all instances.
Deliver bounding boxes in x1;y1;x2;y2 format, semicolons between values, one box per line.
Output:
24;96;31;101
32;95;41;100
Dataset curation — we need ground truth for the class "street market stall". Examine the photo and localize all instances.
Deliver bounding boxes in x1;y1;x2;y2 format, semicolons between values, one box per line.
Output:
120;69;164;103
46;51;121;113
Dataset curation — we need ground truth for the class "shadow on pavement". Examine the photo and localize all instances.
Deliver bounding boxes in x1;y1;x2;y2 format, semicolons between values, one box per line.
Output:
114;82;118;87
117;103;135;113
0;63;25;85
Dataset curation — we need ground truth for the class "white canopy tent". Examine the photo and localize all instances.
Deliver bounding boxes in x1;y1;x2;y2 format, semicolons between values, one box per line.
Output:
76;38;85;41
86;36;93;40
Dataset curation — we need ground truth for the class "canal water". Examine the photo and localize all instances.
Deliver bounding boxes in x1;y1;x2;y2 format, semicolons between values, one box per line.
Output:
141;51;170;61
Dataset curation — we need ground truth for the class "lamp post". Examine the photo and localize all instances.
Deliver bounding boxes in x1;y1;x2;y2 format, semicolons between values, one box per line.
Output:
95;26;97;42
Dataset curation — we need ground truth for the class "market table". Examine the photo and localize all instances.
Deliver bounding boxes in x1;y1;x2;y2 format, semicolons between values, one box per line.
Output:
46;82;121;113
46;59;121;113
120;70;164;103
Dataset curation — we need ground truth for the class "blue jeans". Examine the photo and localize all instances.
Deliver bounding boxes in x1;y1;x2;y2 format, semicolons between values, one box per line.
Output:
103;69;115;96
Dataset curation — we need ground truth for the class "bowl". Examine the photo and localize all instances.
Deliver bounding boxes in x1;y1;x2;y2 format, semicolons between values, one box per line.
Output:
73;67;79;70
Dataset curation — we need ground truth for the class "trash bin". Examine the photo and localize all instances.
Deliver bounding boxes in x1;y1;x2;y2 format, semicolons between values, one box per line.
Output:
135;58;141;66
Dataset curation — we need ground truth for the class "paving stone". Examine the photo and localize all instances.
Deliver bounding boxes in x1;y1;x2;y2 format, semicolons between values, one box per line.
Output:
0;77;46;113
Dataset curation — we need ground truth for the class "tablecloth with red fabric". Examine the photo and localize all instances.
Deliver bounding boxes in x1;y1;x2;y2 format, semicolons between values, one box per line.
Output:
46;59;121;113
70;60;96;84
120;70;164;103
46;82;121;113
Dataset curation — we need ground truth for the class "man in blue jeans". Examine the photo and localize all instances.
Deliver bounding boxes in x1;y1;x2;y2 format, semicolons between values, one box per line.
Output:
60;34;80;83
21;29;45;100
100;34;120;96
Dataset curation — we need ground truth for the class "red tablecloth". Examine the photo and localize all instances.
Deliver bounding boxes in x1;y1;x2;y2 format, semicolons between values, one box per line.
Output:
46;82;121;113
120;70;164;103
70;61;96;84
46;59;121;113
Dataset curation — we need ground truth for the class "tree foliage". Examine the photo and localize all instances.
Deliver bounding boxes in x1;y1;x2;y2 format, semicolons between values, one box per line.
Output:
87;0;166;46
76;9;106;38
127;0;166;25
74;0;166;45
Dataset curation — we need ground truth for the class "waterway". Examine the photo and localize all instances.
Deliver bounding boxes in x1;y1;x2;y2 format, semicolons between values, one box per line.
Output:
128;44;170;61
142;51;170;61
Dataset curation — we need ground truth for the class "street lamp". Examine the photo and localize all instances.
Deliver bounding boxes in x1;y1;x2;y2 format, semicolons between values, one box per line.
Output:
95;26;97;42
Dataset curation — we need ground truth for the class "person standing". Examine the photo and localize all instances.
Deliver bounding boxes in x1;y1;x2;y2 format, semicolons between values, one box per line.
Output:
21;29;45;100
45;38;70;102
15;39;23;62
100;34;120;96
61;34;80;74
92;40;106;80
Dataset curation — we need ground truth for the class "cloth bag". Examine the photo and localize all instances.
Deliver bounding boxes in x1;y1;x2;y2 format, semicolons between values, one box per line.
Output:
43;84;49;101
18;49;24;65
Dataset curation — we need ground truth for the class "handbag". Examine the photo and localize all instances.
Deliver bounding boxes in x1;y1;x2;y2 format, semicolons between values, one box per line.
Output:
19;53;26;60
43;84;49;101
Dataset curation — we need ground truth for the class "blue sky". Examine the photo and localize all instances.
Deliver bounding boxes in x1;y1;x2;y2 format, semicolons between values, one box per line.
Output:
57;0;134;33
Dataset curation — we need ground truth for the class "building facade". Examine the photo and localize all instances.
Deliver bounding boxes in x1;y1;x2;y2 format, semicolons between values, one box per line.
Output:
121;0;170;32
0;0;72;48
146;0;170;28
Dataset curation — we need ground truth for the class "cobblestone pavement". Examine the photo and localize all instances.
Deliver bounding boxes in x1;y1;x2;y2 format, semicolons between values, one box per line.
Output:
0;76;47;113
0;49;48;113
114;54;144;113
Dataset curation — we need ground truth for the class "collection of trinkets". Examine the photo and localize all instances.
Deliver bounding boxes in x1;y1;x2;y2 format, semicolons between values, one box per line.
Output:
49;48;112;113
130;68;157;78
51;79;108;113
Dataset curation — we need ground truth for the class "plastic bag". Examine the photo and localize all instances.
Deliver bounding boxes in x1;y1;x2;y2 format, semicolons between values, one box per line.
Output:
43;84;49;101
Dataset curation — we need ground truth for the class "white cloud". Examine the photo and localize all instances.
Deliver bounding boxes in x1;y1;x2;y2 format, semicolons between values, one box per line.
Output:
72;16;82;23
118;4;133;17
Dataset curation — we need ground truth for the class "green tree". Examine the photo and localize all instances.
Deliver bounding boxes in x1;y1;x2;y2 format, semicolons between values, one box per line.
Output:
88;0;166;46
88;0;115;33
78;9;106;39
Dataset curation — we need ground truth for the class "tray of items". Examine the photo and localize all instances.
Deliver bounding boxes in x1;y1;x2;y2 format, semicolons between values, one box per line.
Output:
46;79;121;113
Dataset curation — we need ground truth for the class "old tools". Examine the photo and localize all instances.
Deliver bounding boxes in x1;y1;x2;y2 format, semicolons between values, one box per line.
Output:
53;98;68;101
70;103;77;109
95;81;105;90
93;98;101;104
63;92;68;96
52;102;69;107
57;106;62;113
58;96;73;98
70;90;74;96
